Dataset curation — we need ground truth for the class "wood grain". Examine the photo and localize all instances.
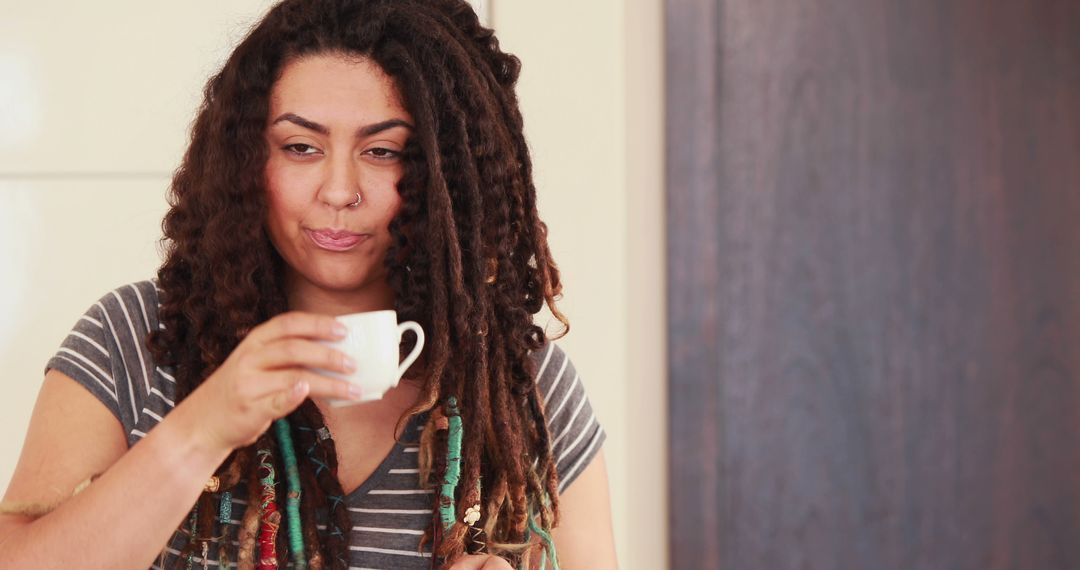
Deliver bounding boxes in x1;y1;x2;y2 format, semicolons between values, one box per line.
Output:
667;0;1080;568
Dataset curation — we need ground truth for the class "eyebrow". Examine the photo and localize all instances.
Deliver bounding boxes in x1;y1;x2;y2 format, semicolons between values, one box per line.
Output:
270;112;413;138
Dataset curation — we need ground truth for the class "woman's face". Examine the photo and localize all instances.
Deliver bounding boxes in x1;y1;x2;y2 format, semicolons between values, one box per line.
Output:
264;53;414;304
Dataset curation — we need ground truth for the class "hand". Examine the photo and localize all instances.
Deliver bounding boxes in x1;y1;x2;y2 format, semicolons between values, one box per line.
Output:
447;554;514;570
181;311;361;452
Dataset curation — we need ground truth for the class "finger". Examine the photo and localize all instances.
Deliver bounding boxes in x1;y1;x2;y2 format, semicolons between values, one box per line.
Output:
268;378;310;417
246;370;361;402
448;555;512;570
254;338;355;374
302;372;363;402
246;311;347;345
480;556;513;570
447;556;481;570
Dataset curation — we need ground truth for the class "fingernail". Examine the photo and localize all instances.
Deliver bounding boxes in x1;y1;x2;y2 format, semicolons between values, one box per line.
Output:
332;323;348;338
348;385;363;400
293;381;308;396
343;356;357;372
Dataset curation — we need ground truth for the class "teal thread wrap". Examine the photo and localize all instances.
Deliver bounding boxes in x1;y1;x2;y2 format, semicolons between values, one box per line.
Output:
526;504;560;570
219;491;232;524
274;418;308;570
439;397;463;531
185;503;198;570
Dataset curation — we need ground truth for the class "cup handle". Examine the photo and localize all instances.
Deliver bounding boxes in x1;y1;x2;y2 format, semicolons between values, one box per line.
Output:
396;321;425;381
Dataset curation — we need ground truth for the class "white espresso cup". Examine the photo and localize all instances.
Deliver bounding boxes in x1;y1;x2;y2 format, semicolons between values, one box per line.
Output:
317;310;425;406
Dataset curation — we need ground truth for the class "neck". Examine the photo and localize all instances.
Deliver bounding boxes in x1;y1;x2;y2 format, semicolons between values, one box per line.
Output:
315;376;426;431
284;273;396;316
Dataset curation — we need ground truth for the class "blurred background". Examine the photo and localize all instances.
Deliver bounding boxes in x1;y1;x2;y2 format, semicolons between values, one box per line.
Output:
5;0;1079;569
0;0;664;568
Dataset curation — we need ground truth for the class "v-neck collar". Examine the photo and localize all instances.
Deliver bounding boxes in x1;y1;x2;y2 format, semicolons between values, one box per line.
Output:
343;411;427;501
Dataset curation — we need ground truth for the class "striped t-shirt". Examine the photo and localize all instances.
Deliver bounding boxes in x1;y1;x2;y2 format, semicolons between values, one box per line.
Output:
46;280;605;569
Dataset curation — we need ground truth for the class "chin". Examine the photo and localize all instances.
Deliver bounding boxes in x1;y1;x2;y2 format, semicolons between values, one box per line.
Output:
309;267;387;293
310;275;371;293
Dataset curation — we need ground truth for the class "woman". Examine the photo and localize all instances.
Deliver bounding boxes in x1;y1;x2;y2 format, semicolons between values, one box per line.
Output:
0;1;617;568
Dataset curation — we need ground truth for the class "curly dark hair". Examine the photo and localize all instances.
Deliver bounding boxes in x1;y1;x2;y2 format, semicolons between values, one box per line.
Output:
146;0;569;568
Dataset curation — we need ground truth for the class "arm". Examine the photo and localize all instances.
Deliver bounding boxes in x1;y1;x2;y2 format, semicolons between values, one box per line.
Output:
0;370;232;569
451;344;616;569
449;450;619;570
0;311;363;568
551;450;618;569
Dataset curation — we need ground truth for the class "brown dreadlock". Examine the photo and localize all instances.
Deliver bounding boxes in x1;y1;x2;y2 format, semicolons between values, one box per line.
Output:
147;0;569;567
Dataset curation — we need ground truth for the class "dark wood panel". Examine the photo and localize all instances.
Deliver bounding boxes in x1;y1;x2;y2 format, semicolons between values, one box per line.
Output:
667;0;1080;568
666;0;724;566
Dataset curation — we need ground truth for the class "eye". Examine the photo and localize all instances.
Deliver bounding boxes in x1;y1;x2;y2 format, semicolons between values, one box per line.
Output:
365;147;402;161
283;143;320;156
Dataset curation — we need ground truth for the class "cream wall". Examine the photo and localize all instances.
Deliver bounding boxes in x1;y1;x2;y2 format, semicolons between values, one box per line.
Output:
0;1;665;567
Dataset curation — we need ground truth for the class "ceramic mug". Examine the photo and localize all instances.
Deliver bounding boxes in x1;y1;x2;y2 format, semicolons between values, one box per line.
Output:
316;310;425;406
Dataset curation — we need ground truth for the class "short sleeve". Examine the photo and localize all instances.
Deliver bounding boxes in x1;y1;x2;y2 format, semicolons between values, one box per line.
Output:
532;342;606;493
45;297;125;424
43;282;164;443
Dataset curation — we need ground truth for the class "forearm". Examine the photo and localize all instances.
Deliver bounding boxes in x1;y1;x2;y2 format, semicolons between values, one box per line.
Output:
0;400;231;569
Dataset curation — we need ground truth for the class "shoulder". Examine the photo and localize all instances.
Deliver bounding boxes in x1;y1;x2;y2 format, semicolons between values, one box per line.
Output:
87;280;162;333
527;340;607;492
72;280;163;353
46;278;170;446
527;340;574;402
51;279;161;368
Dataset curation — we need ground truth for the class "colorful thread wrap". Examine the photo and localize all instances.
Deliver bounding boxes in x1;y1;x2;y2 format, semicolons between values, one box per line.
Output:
439;397;463;531
527;504;560;570
515;501;560;570
218;490;233;570
256;449;281;569
186;504;198;570
274;418;308;569
219;491;233;524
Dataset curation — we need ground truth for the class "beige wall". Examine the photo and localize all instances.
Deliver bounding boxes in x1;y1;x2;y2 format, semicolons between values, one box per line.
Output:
0;1;665;567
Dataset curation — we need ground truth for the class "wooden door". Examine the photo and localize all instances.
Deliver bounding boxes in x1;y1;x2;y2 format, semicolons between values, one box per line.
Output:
667;1;1080;568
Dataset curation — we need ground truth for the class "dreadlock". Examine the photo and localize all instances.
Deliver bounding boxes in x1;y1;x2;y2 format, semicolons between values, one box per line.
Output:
148;0;568;567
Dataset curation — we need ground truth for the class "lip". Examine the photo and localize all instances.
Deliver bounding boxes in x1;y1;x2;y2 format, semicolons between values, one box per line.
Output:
305;228;369;252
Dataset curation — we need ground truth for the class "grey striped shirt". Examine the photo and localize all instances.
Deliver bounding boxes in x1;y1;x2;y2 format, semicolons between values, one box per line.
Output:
46;280;605;569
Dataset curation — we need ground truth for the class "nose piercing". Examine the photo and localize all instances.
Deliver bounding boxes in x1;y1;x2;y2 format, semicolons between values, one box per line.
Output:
348;192;362;207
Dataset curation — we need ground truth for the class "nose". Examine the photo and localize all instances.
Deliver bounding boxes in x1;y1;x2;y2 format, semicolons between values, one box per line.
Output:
317;152;361;209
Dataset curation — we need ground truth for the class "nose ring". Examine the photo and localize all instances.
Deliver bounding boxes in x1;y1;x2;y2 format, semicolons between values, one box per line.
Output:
348;192;362;207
